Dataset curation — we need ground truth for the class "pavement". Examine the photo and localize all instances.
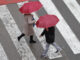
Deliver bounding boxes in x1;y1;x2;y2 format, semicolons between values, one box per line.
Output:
0;0;80;60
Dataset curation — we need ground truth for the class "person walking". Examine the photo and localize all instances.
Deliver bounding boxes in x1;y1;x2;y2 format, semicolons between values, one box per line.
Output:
18;1;42;43
17;13;36;43
39;26;62;57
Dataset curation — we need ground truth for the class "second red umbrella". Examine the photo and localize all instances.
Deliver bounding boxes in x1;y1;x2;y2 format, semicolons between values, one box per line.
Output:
36;14;59;28
19;1;42;14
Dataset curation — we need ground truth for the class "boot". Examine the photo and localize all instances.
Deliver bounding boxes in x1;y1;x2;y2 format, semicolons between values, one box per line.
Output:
29;35;36;43
17;33;25;41
30;40;36;43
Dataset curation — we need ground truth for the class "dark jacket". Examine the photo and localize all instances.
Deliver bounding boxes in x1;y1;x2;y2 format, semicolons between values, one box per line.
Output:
41;27;55;44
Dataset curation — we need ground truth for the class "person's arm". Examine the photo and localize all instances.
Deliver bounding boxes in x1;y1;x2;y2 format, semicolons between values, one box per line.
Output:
28;16;36;24
40;29;45;36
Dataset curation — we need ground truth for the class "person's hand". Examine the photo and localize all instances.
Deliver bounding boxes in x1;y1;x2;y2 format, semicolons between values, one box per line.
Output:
33;20;36;23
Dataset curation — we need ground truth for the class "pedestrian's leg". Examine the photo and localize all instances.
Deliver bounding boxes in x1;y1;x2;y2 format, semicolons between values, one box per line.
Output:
52;42;62;53
29;35;36;43
41;43;50;57
17;33;25;41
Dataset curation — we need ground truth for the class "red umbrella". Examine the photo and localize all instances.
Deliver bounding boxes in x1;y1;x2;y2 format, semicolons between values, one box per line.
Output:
36;14;59;28
19;1;42;14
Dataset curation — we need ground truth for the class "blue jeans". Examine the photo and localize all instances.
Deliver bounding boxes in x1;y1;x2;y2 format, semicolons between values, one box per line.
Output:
42;42;62;56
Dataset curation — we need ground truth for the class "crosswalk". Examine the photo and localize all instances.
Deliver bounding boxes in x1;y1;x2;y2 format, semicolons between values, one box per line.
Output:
63;0;80;23
0;0;80;60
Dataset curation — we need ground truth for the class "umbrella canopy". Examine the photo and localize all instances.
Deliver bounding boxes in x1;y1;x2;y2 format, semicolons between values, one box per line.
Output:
0;0;27;5
19;1;42;14
36;14;59;28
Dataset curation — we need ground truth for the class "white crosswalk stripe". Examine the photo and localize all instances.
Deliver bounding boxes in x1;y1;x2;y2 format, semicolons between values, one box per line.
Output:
0;5;36;60
0;43;9;60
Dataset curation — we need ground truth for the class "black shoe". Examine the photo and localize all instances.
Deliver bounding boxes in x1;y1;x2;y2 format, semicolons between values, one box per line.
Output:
17;36;20;41
17;33;25;41
55;50;59;53
30;40;36;43
40;54;48;58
